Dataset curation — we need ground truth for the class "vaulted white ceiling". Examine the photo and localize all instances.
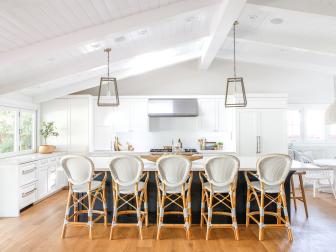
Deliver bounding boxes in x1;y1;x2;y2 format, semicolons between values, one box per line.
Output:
0;0;335;103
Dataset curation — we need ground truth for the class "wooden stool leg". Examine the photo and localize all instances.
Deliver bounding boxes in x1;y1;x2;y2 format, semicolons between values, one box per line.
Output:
246;187;251;228
144;187;149;227
88;191;93;240
259;190;265;241
102;186;108;227
135;188;143;240
291;177;297;211
230;189;239;240
277;194;282;224
110;189;118;240
73;192;78;222
200;188;205;227
156;191;166;240
61;189;72;238
298;174;309;218
206;193;213;240
182;188;190;240
280;185;293;241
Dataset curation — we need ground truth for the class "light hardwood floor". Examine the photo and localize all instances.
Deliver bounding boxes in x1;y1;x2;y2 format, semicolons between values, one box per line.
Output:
0;189;335;252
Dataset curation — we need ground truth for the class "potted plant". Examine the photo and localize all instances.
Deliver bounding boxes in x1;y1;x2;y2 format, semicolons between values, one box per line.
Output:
217;141;224;150
39;121;59;154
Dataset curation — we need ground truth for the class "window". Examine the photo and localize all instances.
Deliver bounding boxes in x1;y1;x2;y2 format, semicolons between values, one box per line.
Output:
304;109;325;141
287;110;301;140
0;109;16;153
0;107;36;157
19;111;34;151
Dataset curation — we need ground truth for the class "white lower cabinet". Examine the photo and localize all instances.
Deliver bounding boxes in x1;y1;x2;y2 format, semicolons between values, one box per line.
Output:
19;182;38;209
37;156;66;201
37;166;48;200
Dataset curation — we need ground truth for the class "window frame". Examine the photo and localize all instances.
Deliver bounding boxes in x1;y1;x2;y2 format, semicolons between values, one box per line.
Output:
0;106;36;158
288;104;336;145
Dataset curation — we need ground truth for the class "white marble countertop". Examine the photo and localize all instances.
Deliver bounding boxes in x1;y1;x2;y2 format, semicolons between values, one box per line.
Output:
0;152;66;166
90;156;321;172
89;150;236;157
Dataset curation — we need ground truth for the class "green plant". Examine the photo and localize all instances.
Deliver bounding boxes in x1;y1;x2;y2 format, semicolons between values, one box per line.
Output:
217;142;223;145
40;122;59;145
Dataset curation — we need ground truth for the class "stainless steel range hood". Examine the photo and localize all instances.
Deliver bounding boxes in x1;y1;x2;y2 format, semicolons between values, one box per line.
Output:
148;98;198;117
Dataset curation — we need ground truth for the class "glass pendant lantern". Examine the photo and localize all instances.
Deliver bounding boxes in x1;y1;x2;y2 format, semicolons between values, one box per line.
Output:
97;48;120;106
225;21;247;108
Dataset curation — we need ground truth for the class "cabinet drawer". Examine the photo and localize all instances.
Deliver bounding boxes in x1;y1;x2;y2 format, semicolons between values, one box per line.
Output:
19;182;37;209
48;157;57;165
19;163;37;187
38;159;49;166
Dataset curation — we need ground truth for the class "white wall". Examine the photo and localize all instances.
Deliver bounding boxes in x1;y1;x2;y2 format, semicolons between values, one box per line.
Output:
75;59;334;104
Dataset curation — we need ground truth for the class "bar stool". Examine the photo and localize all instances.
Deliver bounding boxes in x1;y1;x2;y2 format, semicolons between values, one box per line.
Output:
245;154;293;241
60;155;107;239
290;171;308;218
109;155;149;240
156;155;192;240
199;155;239;240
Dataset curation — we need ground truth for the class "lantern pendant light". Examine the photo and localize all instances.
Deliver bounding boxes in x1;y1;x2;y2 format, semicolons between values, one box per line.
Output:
325;76;336;125
97;48;120;106
225;21;247;108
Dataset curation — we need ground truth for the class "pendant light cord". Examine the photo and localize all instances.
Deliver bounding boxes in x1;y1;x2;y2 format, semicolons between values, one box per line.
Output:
233;21;237;79
107;50;110;77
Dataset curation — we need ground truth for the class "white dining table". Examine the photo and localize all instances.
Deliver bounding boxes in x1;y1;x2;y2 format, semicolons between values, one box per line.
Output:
313;159;336;192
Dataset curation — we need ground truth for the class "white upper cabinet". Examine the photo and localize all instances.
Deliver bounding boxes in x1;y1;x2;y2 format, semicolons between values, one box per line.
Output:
40;98;68;151
198;99;217;131
93;98;148;133
40;96;89;152
130;100;148;132
69;98;89;152
198;99;235;132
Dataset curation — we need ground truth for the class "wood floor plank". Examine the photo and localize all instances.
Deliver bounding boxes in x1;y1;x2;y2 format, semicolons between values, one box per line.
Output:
0;189;335;252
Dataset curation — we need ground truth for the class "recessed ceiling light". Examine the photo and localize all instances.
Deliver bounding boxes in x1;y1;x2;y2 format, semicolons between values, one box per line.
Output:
270;18;283;24
114;36;126;43
248;14;258;20
138;29;148;35
90;43;100;49
185;16;196;23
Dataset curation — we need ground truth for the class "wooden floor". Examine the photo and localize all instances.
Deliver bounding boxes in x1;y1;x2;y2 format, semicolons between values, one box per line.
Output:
1;189;336;252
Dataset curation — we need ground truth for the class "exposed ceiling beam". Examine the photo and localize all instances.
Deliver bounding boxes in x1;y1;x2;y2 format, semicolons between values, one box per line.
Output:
198;0;246;70
0;0;218;67
32;39;205;103
218;38;336;74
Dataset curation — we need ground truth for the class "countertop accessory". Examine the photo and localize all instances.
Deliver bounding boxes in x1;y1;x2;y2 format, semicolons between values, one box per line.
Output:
225;21;247;108
97;48;119;106
39;121;59;154
113;137;122;151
